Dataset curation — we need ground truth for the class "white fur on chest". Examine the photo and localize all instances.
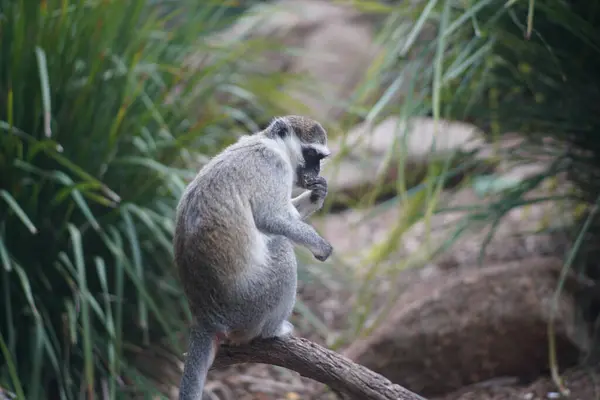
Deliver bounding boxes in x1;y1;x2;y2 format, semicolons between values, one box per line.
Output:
251;230;272;268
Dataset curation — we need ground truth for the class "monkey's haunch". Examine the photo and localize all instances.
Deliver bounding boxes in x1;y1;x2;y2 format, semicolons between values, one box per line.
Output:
211;335;427;400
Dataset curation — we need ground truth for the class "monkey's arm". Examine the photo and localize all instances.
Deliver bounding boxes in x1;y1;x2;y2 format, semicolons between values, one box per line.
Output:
253;193;331;261
256;207;332;261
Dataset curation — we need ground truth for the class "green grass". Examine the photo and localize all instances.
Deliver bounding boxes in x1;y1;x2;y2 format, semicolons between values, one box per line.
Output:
0;1;297;398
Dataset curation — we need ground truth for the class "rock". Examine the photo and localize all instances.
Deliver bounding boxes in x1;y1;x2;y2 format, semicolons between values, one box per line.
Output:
342;257;590;397
322;116;486;200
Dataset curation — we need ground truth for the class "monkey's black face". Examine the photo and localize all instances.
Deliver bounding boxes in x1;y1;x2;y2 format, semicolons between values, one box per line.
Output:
296;145;328;188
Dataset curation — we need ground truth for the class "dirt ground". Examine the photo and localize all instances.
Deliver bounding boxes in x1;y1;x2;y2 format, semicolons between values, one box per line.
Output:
432;367;600;400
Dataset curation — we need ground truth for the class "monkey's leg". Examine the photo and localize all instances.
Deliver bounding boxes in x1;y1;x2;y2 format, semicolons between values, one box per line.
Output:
258;237;298;339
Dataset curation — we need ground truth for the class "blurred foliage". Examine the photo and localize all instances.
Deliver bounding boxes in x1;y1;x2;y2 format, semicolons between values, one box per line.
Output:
0;0;296;398
319;0;600;352
415;0;600;287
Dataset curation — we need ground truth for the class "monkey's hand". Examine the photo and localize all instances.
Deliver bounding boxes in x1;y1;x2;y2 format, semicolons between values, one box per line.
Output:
313;240;333;262
292;176;328;220
307;176;328;205
305;176;332;261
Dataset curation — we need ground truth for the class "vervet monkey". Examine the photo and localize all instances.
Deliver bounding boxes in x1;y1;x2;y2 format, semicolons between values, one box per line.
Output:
173;115;333;399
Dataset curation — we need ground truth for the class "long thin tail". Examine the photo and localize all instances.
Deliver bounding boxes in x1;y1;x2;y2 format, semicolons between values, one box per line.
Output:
179;324;217;400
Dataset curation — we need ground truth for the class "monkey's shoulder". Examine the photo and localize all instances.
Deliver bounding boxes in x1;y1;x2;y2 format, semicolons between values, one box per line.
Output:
204;138;292;179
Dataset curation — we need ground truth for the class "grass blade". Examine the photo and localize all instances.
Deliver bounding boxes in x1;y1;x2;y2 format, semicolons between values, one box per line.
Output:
28;319;45;400
121;208;149;345
400;0;438;56
0;190;38;234
2;267;15;359
0;332;25;400
94;257;117;399
67;224;95;397
12;262;40;320
35;46;52;138
0;237;13;271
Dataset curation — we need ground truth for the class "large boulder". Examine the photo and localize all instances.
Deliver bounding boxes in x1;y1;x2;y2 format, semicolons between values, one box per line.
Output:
321;116;486;200
342;257;590;397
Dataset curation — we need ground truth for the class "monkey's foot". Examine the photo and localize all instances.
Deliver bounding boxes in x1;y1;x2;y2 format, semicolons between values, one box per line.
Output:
274;320;294;338
259;320;294;340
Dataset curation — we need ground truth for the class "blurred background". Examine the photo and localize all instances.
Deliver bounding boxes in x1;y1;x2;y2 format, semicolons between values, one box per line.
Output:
1;0;600;399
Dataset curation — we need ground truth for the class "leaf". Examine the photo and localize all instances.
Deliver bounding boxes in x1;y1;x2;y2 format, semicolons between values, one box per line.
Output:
51;171;102;231
121;208;149;345
94;257;117;398
125;203;173;254
28;319;45;400
12;262;40;320
67;224;95;396
0;237;13;271
0;190;37;234
35;46;52;137
0;332;25;400
400;0;438;56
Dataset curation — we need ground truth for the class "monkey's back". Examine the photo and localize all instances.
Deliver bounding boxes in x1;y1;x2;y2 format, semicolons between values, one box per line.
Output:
173;135;297;322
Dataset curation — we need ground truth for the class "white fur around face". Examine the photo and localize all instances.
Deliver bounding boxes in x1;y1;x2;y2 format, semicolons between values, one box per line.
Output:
282;134;304;168
262;133;304;187
307;142;331;158
267;116;301;168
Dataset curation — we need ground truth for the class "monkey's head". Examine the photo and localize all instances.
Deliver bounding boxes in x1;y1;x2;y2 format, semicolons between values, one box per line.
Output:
264;115;331;189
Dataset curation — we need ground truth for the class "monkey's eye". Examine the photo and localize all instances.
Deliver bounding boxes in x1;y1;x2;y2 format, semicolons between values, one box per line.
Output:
302;146;329;170
305;148;318;157
302;147;316;159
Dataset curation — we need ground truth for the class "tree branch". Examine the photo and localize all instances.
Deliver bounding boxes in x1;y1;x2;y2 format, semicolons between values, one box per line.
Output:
211;335;427;400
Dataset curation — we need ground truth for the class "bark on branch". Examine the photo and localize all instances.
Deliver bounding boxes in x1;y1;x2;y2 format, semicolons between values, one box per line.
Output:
211;335;427;400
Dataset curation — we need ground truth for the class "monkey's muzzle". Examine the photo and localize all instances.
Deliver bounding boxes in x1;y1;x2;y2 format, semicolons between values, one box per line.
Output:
297;168;320;189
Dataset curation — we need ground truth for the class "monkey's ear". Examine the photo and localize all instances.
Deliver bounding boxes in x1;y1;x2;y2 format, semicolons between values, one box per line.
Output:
270;118;291;138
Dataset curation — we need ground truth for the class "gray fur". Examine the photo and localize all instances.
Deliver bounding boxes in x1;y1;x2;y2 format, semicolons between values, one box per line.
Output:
179;325;215;400
174;116;332;399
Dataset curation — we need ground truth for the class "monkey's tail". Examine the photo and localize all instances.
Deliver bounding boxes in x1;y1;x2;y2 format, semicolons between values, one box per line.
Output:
179;324;218;400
